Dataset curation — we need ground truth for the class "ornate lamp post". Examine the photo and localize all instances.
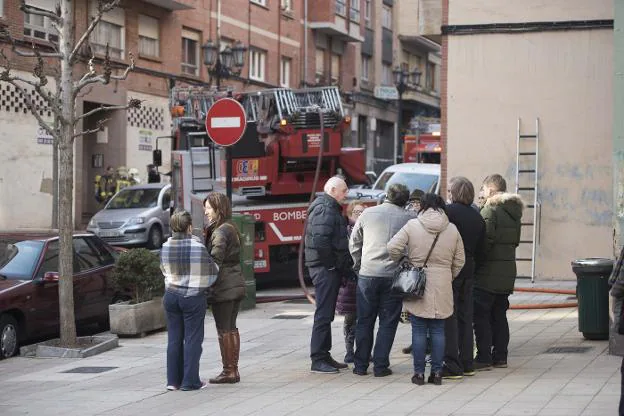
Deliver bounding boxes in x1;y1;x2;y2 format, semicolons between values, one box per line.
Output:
393;67;422;164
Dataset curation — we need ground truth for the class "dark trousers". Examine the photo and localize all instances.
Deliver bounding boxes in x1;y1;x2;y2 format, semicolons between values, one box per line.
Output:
444;258;475;373
163;291;207;390
309;266;342;364
212;300;241;331
473;287;510;364
354;276;402;373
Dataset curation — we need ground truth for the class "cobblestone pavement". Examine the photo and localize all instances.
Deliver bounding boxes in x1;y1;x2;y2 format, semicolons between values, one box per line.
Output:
0;281;620;416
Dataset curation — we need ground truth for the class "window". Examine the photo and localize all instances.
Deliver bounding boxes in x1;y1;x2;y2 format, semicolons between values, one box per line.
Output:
251;0;267;6
280;57;291;87
364;0;371;26
90;0;125;59
0;240;44;280
382;5;392;29
426;62;436;91
0;0;4;17
23;1;59;44
249;48;266;81
73;238;99;272
350;0;360;21
281;0;292;11
382;64;392;85
36;240;58;278
361;55;370;81
181;29;200;76
331;54;340;84
315;48;325;84
161;189;171;211
87;237;115;266
138;15;159;58
335;0;346;16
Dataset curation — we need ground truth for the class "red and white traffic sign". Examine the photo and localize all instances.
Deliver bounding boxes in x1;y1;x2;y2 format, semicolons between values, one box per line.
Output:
205;98;247;147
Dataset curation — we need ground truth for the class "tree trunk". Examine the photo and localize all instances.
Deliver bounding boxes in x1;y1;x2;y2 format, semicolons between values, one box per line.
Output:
52;122;59;229
58;0;77;346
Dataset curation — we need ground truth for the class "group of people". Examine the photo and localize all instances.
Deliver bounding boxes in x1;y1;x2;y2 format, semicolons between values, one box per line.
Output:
159;192;245;391
305;173;523;384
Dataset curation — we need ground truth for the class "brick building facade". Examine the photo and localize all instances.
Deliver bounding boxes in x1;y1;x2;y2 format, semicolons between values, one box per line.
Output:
0;0;440;228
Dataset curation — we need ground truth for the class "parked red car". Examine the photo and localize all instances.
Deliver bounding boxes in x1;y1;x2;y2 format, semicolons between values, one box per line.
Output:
0;231;129;359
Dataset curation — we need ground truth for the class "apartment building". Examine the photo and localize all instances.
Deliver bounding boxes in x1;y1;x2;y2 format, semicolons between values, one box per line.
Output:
441;0;613;279
0;0;440;228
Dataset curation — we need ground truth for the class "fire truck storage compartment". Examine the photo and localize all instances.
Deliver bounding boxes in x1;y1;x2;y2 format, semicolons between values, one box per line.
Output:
229;121;266;159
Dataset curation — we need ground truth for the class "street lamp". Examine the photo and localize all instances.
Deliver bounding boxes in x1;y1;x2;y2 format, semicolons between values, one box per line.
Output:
201;38;248;200
393;66;422;164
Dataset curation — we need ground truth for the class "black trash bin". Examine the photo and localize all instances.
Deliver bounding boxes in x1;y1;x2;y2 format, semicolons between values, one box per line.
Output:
571;258;614;340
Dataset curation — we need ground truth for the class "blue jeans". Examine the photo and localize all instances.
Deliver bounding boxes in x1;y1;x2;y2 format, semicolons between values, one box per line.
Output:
354;276;402;372
411;315;445;374
163;291;207;390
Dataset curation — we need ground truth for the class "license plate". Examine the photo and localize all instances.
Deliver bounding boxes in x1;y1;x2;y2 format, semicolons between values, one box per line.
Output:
99;231;121;238
254;260;267;269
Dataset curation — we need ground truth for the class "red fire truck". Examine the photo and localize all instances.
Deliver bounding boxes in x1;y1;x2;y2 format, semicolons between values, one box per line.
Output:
403;120;441;164
161;86;369;277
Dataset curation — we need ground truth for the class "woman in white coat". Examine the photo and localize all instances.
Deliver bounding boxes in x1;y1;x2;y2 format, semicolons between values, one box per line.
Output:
387;193;465;385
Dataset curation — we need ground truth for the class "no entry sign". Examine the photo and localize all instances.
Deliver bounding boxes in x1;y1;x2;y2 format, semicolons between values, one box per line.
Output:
205;98;247;147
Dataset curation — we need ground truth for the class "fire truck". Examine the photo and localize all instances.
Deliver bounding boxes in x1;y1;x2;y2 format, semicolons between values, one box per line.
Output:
402;120;441;164
160;86;369;277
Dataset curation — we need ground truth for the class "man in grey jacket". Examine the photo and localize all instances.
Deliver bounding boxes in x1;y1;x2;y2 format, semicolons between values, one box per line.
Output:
349;183;415;376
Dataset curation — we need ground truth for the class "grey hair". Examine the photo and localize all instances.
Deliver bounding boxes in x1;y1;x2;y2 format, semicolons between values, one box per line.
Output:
323;176;347;194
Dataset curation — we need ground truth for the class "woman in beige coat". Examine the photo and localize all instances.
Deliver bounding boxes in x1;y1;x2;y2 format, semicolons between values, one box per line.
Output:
387;193;465;386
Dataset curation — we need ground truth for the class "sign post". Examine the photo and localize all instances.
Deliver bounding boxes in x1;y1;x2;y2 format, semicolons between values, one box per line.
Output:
205;98;247;201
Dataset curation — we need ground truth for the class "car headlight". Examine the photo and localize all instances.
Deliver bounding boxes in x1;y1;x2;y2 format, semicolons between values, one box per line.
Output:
128;217;145;225
88;218;97;228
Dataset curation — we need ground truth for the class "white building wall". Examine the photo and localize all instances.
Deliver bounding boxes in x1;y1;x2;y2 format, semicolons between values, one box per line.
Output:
446;3;613;279
125;91;171;183
0;70;57;229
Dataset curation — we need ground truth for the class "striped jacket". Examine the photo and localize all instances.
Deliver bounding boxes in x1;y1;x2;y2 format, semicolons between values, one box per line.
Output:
160;233;219;297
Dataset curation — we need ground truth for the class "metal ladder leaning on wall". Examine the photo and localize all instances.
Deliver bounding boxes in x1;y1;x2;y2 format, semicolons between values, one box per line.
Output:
515;118;540;283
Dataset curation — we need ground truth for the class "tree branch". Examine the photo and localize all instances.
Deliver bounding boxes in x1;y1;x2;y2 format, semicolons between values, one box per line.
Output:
74;99;143;124
19;0;61;23
0;49;56;110
73;118;111;139
74;50;135;95
70;0;122;63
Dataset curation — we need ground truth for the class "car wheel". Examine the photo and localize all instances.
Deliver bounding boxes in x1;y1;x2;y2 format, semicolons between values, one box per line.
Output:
147;226;163;249
0;315;19;359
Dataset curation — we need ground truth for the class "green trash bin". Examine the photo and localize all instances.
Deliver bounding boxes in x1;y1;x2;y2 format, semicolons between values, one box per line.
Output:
232;213;256;310
571;258;613;340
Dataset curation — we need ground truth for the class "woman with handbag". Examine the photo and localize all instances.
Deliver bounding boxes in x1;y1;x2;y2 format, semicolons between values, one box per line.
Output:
387;193;465;386
203;192;246;384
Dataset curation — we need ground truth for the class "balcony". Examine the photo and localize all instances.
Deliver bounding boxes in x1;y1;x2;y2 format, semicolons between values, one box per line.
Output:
397;0;441;45
308;0;364;43
142;0;193;11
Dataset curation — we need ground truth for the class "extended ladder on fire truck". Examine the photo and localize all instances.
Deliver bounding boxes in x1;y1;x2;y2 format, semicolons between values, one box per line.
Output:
241;86;344;131
515;117;540;282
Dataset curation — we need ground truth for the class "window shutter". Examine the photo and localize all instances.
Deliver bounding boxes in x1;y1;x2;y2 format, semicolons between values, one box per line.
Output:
90;0;125;26
182;29;200;41
138;15;159;39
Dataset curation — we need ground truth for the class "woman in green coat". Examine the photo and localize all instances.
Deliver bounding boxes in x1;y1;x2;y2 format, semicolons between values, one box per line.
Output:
204;192;246;384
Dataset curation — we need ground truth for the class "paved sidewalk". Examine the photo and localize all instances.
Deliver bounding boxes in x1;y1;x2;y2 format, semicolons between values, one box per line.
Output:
0;281;620;416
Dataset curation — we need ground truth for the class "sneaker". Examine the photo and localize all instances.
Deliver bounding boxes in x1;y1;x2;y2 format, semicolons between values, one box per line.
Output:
428;372;442;385
463;369;476;377
180;381;208;391
326;356;348;369
311;361;339;374
493;361;508;368
200;381;208;390
441;368;463;380
374;368;392;377
344;354;354;364
474;361;493;371
411;373;425;385
353;367;368;376
166;385;178;391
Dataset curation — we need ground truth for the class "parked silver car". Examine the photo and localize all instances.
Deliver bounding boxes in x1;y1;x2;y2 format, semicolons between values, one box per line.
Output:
87;183;172;249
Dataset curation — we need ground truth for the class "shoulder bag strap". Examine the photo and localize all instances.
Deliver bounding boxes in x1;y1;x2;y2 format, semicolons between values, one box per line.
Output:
422;233;440;268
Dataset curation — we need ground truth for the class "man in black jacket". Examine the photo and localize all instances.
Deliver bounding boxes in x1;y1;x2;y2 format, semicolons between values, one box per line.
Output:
305;176;354;373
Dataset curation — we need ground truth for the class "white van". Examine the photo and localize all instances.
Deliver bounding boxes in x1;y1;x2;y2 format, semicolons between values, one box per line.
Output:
346;163;440;202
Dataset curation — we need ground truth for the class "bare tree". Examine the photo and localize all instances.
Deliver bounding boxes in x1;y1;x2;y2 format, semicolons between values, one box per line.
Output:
0;0;140;346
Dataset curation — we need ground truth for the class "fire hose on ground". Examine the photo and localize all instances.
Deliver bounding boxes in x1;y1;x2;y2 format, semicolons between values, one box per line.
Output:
285;108;578;310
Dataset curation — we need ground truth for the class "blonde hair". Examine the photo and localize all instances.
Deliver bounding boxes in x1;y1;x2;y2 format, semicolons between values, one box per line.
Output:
170;210;192;233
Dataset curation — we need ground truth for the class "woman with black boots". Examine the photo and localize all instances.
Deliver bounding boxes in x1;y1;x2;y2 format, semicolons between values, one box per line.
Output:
204;192;246;384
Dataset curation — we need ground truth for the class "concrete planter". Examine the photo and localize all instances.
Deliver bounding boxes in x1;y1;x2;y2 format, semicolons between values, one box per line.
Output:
109;297;166;336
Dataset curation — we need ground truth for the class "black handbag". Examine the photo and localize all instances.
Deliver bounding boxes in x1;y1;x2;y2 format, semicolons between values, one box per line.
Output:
391;233;440;299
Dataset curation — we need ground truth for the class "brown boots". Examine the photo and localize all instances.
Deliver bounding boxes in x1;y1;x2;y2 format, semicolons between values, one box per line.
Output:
209;329;240;384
